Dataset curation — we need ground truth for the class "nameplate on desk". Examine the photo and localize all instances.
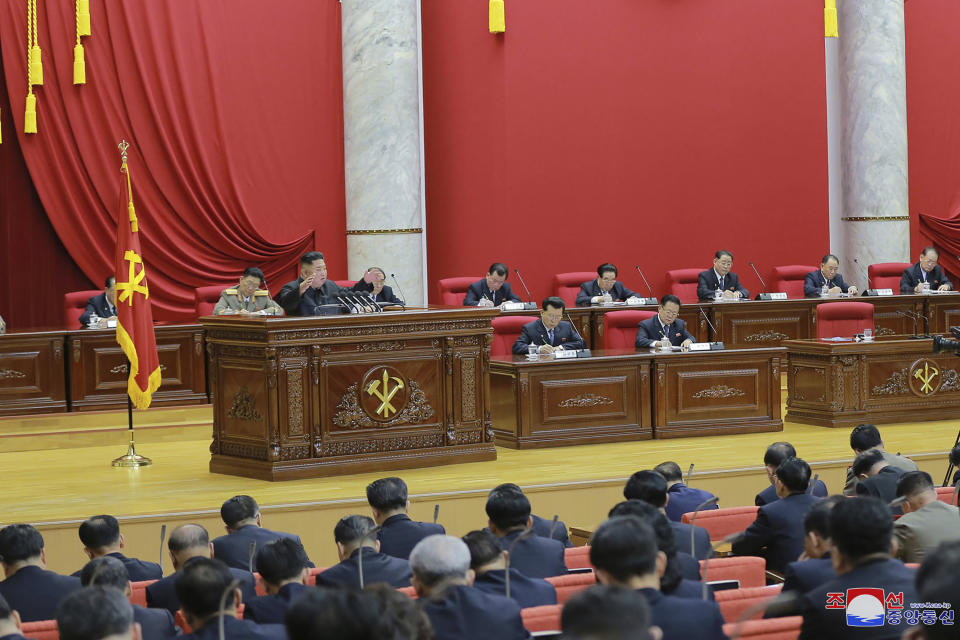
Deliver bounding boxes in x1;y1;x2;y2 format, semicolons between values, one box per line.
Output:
758;292;787;301
688;342;724;351
106;319;117;328
501;302;538;311
865;289;893;297
553;349;579;359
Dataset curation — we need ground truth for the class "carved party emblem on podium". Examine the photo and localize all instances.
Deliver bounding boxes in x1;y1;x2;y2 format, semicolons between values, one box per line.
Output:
362;366;409;421
909;359;941;397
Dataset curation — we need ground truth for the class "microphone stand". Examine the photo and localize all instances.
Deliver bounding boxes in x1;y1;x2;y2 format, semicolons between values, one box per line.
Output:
565;312;590;356
433;504;441;524
547;514;560;541
356;525;383;589
635;266;656;303
700;531;744;600
696;305;724;349
514;269;535;304
748;261;768;300
389;273;409;308
248;541;257;574
505;524;535;600
895;310;925;339
689;496;719;559
158;524;167;568
806;473;819;495
685;463;695;486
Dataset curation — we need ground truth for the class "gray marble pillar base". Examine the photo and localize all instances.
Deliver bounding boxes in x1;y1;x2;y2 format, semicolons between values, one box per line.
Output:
347;233;424;305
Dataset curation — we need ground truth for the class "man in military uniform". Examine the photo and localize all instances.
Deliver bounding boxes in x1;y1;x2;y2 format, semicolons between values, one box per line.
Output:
213;267;282;315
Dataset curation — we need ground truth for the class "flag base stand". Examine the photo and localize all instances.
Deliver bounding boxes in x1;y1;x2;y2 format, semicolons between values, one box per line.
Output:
112;436;152;467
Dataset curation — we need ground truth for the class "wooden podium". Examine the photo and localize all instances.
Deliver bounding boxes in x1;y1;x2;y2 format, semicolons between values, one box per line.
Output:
201;308;499;480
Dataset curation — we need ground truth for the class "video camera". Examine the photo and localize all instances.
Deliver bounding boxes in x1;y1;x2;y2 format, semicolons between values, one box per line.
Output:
932;326;960;355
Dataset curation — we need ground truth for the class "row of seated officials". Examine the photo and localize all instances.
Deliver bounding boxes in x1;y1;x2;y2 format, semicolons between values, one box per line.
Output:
1;425;958;640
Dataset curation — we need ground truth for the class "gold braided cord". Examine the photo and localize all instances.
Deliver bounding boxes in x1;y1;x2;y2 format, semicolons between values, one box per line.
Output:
26;0;32;84
122;158;139;232
76;0;80;45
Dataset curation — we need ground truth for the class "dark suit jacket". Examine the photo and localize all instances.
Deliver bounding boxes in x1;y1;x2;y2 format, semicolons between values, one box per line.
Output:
314;547;411;589
755;480;828;507
637;588;727;640
296;281;351;316
79;292;116;326
665;483;719;522
350;281;404;305
463;280;521;306
212;525;312;572
669;521;712;561
803;270;852;297
666;578;715;601
575;280;638;306
697;270;749;301
0;635;30;640
378;514;446;560
781;557;835;596
243;583;310;625
675;551;702;581
277;278;306;316
856;466;906;514
530;514;573;548
0;565;82;622
133;604;181;640
799;558;917;640
732;492;820;573
497;530;568;579
182;615;287;640
473;568;557;609
422;584;531;640
72;552;163;582
512;319;585;355
145;567;257;614
636;316;695;348
900;262;953;292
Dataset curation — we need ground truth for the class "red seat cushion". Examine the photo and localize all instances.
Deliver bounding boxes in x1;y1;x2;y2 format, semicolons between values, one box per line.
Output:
603;310;657;350
770;265;817;299
868;262;911;291
491;315;539;357
437;277;477;306
681;506;759;542
563;546;593;570
666;269;702;304
715;584;783;623
520;604;562;633
64;289;101;327
816;301;874;339
545;571;595;604
21;620;59;640
553;272;597;307
699;556;767;589
129;579;156;606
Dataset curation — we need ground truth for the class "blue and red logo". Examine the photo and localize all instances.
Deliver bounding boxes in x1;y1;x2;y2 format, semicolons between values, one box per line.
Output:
825;589;904;627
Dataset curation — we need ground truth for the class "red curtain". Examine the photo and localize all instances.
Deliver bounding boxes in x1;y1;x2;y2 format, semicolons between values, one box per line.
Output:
0;0;345;322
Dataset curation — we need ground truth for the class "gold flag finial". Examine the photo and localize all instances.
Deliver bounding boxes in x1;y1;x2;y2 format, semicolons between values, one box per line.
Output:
118;139;130;165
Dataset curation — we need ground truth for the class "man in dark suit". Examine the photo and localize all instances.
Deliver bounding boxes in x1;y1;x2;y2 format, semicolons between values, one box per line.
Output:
493;483;573;547
853;449;907;513
71;514;162;582
635;294;696;349
901;246;954;293
0;594;27;640
463;262;522;307
277;250;342;316
211;495;312;572
80;556;180;640
410;534;531;640
623;470;712;560
314;515;411;589
780;496;843;598
591;516;727;640
462;529;557;608
286;587;427;640
0;524;81;622
913;540;960;640
798;497;917;640
755;443;828;506
512;296;585;355
575;263;641;306
145;524;256;614
732;458;820;573
78;276;117;327
351;267;404;305
697;250;749;301
803;253;859;297
654;461;719;522
243;539;310;625
366;476;445;560
485;484;568;579
843;423;918;495
561;585;658;640
56;587;141;640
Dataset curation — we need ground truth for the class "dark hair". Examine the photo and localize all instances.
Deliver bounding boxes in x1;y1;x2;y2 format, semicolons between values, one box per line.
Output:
597;263;618;277
589;516;658;582
0;593;11;619
241;266;264;282
104;275;116;289
951;444;960;468
485;485;531;530
365;584;435;640
896;471;935;499
462;529;503;570
79;555;128;590
659;294;681;308
256;538;308;585
220;495;258;528
168;524;209;552
821;254;839;266
803;495;845;538
623;470;667;508
852;448;885;477
78;515;120;550
286;588;396;640
561;584;654;640
488;263;509;278
366;477;408;512
915;540;960;640
608;500;681;593
850;424;882;451
300;251;325;265
829;497;893;560
775;457;811;493
921;246;939;258
0;524;44;563
714;250;733;260
174;557;237;618
334;515;377;546
763;442;797;468
652;461;683;483
56;587;134;640
542;296;566;312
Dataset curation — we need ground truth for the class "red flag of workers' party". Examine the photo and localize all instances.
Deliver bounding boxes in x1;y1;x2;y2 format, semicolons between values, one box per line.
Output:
114;143;161;409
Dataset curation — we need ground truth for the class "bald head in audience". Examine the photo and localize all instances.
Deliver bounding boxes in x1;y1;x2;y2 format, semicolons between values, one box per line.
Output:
408;534;474;597
167;524;213;570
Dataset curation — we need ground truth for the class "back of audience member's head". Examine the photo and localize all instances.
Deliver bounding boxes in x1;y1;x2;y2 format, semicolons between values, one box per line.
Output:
850;423;882;452
0;524;44;565
408;535;471;589
0;593;18;629
365;584;435;640
285;587;395;640
803;495;845;539
56;587;134;640
608;500;681;593
174;557;237;620
652;461;683;484
915;540;960;640
366;477;408;512
623;471;667;508
775;457;811;493
256;538;309;586
78;515;121;551
220;495;259;529
462;529;503;571
590;516;659;584
950;445;960;470
485;484;532;531
79;555;128;590
763;442;797;468
896;471;935;500
168;524;209;554
829;497;892;562
334;515;377;549
561;584;656;640
852;448;885;477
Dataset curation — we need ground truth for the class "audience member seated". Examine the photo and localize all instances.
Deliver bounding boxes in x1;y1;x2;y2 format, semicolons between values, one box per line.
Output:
366;477;445;560
654;461;719;522
803;253;858;298
212;267;282;316
409;535;531;640
286;585;428;640
462;529;557;608
893;472;960;564
0;524;81;622
71;514;162;581
732;458;820;574
697;250;749;301
950;444;960;486
243;539;311;625
78;276;118;327
212;495;312;571
492;483;573;547
145;524;256;614
0;594;26;640
175;558;285;639
623;470;712;560
575;263;640;306
560;585;658;640
590;516;727;640
315;515;411;589
635;295;696;349
485;485;568;579
900;246;953;293
80;556;179;640
463;263;522;307
56;586;137;640
351;267;404;305
852;449;907;513
780;496;844;597
512;296;585;355
364;585;434;640
754;443;828;506
912;540;960;640
797;497;917;640
843;424;917;495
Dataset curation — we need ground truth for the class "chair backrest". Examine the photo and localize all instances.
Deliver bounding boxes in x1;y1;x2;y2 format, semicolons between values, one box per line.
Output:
520;604;562;633
868;262;911;290
700;556;767;589
816;301;874;339
681;506;759;541
335;279;358;289
437;277;477;306
935;486;959;505
553;272;597;307
603;310;657;350
21;620;59;640
564;546;593;570
665;269;702;304
491;315;539;357
64;289;101;327
770;265;817;299
722;615;802;640
129;579;156;606
194;285;227;318
545;571;596;604
715;584;784;623
397;585;418;598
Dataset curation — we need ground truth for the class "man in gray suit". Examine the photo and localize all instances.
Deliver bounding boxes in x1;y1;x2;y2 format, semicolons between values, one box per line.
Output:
843;423;917;495
893;471;960;564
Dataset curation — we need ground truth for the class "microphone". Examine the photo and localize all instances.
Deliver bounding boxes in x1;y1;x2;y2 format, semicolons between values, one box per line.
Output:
685;463;695;486
159;524;167;568
700;531;744;600
635;266;655;301
248;541;257;574
514;268;535;303
217;578;242;640
895;310;921;338
357;525;383;589
689;496;719;559
748;261;768;298
565;312;590;356
351;293;380;313
696;305;724;349
390;273;409;308
433;504;440;524
505;523;536;600
807;473;819;495
547;514;560;542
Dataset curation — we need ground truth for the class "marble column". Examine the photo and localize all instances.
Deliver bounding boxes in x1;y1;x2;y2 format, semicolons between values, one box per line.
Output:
341;0;427;305
836;0;909;287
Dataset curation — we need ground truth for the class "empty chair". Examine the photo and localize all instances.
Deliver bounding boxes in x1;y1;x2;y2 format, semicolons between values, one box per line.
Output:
715;584;783;623
491;315;539;357
935;486;958;505
681;506;759;542
603;310;657;350
129;579;155;607
520;604;562;633
665;269;701;304
700;556;767;589
437;277;477;306
545;572;596;604
868;262;911;291
815;302;874;339
722;615;802;640
64;289;101;327
194;285;228;318
553;272;597;307
770;265;817;299
334;279;358;288
563;546;592;571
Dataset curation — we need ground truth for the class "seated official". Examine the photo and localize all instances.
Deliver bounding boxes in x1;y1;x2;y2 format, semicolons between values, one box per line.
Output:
366;476;445;560
494;483;573;548
278;251;338;316
213;267;281;315
80;556;180;640
351;267;404;305
779;496;843;599
512;296;585;355
463;262;522;307
212;495;313;571
575;263;641;306
635;294;695;349
561;585;659;640
623;470;712;560
654;461;719;522
914;541;960;640
803;253;858;297
79;276;117;327
56;587;140;640
244;538;311;624
0;524;81;623
462;530;557;608
843;423;918;495
755;442;828;506
315;515;411;589
892;472;960;564
901;246;953;293
853;449;907;513
71;514;162;582
697;250;749;301
286;586;429;640
485;484;568;579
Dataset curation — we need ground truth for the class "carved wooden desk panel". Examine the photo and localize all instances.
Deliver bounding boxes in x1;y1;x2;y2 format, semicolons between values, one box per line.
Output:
0;331;67;415
202;308;499;480
709;300;813;348
927;294;960;334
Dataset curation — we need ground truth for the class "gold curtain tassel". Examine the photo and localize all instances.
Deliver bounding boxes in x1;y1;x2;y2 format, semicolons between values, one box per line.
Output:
78;0;91;36
28;45;43;86
824;1;838;38
489;0;505;34
24;93;37;134
73;43;86;85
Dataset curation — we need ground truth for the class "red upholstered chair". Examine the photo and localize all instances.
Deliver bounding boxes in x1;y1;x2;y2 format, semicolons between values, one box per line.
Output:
553;272;597;307
770;265;817;299
397;586;418;598
715;584;783;623
666;269;702;304
815;302;874;339
335;279;358;288
564;546;593;570
21;620;58;640
194;285;228;318
868;262;911;291
681;506;759;543
935;486;959;505
437;277;476;306
722;615;802;640
64;289;100;327
129;579;155;606
491;315;538;357
603;310;657;350
545;571;596;604
520;604;562;633
699;557;767;589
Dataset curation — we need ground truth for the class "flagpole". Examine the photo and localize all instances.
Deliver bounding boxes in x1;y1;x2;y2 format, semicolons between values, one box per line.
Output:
112;356;152;467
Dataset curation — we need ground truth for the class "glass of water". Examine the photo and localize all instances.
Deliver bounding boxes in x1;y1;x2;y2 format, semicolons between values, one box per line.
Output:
863;328;873;341
527;344;538;359
922;282;931;294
